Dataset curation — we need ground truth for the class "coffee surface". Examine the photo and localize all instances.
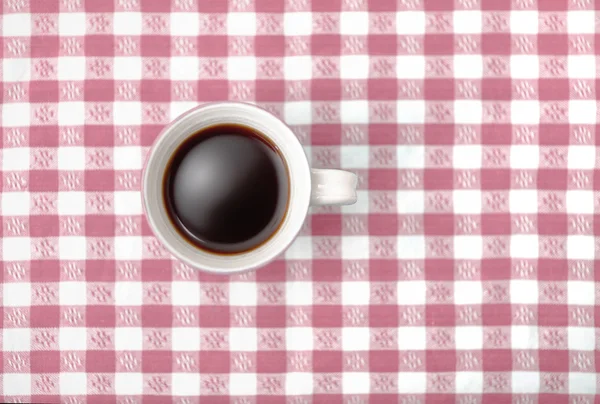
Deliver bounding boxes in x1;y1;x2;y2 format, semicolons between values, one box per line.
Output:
164;124;289;254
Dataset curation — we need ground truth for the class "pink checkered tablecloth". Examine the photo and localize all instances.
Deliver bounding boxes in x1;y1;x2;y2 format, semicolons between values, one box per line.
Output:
1;0;598;401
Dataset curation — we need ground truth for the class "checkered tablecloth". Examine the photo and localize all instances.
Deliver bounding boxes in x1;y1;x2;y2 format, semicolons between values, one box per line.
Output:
1;0;598;401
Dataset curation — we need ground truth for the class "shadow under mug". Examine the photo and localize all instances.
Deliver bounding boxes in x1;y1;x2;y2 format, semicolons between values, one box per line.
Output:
142;102;358;274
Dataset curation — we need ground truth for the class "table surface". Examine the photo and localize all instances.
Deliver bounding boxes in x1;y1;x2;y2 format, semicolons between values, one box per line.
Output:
1;0;598;401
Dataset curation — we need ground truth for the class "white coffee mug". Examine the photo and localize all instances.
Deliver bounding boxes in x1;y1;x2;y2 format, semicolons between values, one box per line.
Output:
142;102;358;274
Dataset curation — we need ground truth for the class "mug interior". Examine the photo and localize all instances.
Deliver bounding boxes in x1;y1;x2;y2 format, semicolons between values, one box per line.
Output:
142;103;311;273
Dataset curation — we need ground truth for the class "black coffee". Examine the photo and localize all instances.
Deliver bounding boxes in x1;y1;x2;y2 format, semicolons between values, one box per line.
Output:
163;124;289;254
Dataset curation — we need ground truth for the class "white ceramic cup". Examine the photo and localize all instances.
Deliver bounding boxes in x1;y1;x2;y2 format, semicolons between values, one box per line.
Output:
143;102;358;274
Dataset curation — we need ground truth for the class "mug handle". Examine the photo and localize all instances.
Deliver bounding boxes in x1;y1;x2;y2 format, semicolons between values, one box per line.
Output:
310;168;358;206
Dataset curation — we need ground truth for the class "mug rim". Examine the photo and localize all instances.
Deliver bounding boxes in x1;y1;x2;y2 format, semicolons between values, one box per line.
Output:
142;102;311;274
